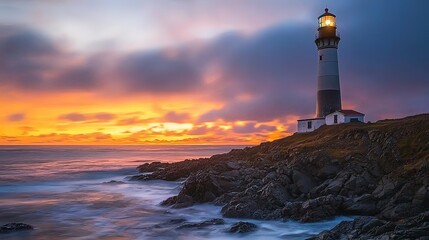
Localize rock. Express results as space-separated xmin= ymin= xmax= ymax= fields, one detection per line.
xmin=228 ymin=221 xmax=257 ymax=233
xmin=283 ymin=195 xmax=345 ymax=222
xmin=308 ymin=216 xmax=377 ymax=240
xmin=344 ymin=194 xmax=378 ymax=215
xmin=311 ymin=211 xmax=429 ymax=239
xmin=372 ymin=176 xmax=397 ymax=199
xmin=137 ymin=161 xmax=169 ymax=172
xmin=226 ymin=161 xmax=241 ymax=170
xmin=318 ymin=162 xmax=341 ymax=179
xmin=180 ymin=172 xmax=230 ymax=203
xmin=413 ymin=185 xmax=429 ymax=206
xmin=321 ymin=172 xmax=349 ymax=195
xmin=129 ymin=114 xmax=429 ymax=238
xmin=213 ymin=192 xmax=238 ymax=205
xmin=292 ymin=170 xmax=316 ymax=194
xmin=0 ymin=223 xmax=33 ymax=233
xmin=258 ymin=182 xmax=291 ymax=207
xmin=102 ymin=180 xmax=125 ymax=184
xmin=166 ymin=218 xmax=187 ymax=225
xmin=161 ymin=194 xmax=194 ymax=208
xmin=177 ymin=218 xmax=225 ymax=229
xmin=221 ymin=198 xmax=259 ymax=219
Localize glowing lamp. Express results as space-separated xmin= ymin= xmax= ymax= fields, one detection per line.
xmin=318 ymin=8 xmax=336 ymax=28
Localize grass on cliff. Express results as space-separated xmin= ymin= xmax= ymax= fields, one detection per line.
xmin=264 ymin=114 xmax=429 ymax=163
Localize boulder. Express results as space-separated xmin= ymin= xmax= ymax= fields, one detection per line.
xmin=282 ymin=195 xmax=345 ymax=222
xmin=258 ymin=182 xmax=291 ymax=207
xmin=227 ymin=221 xmax=257 ymax=233
xmin=344 ymin=194 xmax=378 ymax=215
xmin=177 ymin=218 xmax=225 ymax=229
xmin=161 ymin=194 xmax=194 ymax=208
xmin=292 ymin=170 xmax=316 ymax=194
xmin=0 ymin=223 xmax=33 ymax=233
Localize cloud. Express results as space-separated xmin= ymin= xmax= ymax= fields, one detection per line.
xmin=6 ymin=113 xmax=26 ymax=122
xmin=187 ymin=125 xmax=211 ymax=135
xmin=162 ymin=111 xmax=191 ymax=123
xmin=233 ymin=123 xmax=276 ymax=134
xmin=0 ymin=26 xmax=103 ymax=92
xmin=197 ymin=23 xmax=316 ymax=122
xmin=94 ymin=112 xmax=116 ymax=121
xmin=116 ymin=50 xmax=202 ymax=94
xmin=116 ymin=117 xmax=148 ymax=126
xmin=19 ymin=126 xmax=36 ymax=135
xmin=0 ymin=27 xmax=58 ymax=89
xmin=2 ymin=0 xmax=429 ymax=132
xmin=58 ymin=113 xmax=87 ymax=122
xmin=58 ymin=112 xmax=116 ymax=122
xmin=52 ymin=63 xmax=100 ymax=91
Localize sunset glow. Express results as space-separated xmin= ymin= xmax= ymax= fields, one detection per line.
xmin=1 ymin=1 xmax=428 ymax=145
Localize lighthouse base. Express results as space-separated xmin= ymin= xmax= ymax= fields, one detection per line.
xmin=316 ymin=89 xmax=341 ymax=118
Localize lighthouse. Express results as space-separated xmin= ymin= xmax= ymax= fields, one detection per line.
xmin=315 ymin=8 xmax=341 ymax=118
xmin=297 ymin=8 xmax=365 ymax=133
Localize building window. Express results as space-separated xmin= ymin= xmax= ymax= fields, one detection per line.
xmin=334 ymin=115 xmax=338 ymax=124
xmin=319 ymin=55 xmax=323 ymax=61
xmin=307 ymin=121 xmax=312 ymax=129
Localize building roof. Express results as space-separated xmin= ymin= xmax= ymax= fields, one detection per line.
xmin=297 ymin=117 xmax=325 ymax=122
xmin=338 ymin=110 xmax=365 ymax=115
xmin=318 ymin=8 xmax=336 ymax=18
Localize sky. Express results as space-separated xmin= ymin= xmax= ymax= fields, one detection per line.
xmin=0 ymin=0 xmax=428 ymax=145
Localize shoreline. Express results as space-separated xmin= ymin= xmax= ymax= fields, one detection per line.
xmin=132 ymin=114 xmax=429 ymax=239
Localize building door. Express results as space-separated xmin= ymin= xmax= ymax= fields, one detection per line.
xmin=334 ymin=115 xmax=338 ymax=124
xmin=307 ymin=121 xmax=312 ymax=129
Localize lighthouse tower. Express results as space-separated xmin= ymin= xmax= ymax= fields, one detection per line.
xmin=315 ymin=8 xmax=342 ymax=118
xmin=297 ymin=8 xmax=365 ymax=133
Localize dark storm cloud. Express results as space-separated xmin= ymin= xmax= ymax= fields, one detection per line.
xmin=198 ymin=23 xmax=317 ymax=121
xmin=0 ymin=27 xmax=57 ymax=58
xmin=2 ymin=0 xmax=429 ymax=125
xmin=201 ymin=1 xmax=429 ymax=122
xmin=333 ymin=0 xmax=429 ymax=120
xmin=0 ymin=27 xmax=57 ymax=89
xmin=0 ymin=26 xmax=100 ymax=92
xmin=53 ymin=63 xmax=100 ymax=91
xmin=116 ymin=51 xmax=202 ymax=93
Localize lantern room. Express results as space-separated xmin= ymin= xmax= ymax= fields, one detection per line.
xmin=316 ymin=8 xmax=340 ymax=42
xmin=318 ymin=8 xmax=336 ymax=28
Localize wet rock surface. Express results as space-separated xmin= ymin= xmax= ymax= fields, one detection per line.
xmin=133 ymin=114 xmax=429 ymax=238
xmin=227 ymin=221 xmax=257 ymax=233
xmin=0 ymin=223 xmax=33 ymax=233
xmin=176 ymin=218 xmax=225 ymax=229
xmin=309 ymin=211 xmax=429 ymax=240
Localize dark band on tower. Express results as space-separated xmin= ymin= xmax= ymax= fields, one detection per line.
xmin=315 ymin=8 xmax=342 ymax=118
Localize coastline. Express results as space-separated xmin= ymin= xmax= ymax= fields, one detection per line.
xmin=132 ymin=114 xmax=429 ymax=239
xmin=0 ymin=144 xmax=345 ymax=239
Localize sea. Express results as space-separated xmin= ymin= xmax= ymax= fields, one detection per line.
xmin=0 ymin=145 xmax=351 ymax=240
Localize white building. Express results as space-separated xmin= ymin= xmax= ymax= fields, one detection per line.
xmin=297 ymin=118 xmax=326 ymax=133
xmin=325 ymin=110 xmax=365 ymax=125
xmin=297 ymin=110 xmax=365 ymax=133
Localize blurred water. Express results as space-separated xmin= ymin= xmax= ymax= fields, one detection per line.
xmin=0 ymin=145 xmax=349 ymax=239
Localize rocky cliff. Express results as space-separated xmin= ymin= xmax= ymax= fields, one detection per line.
xmin=132 ymin=114 xmax=429 ymax=239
